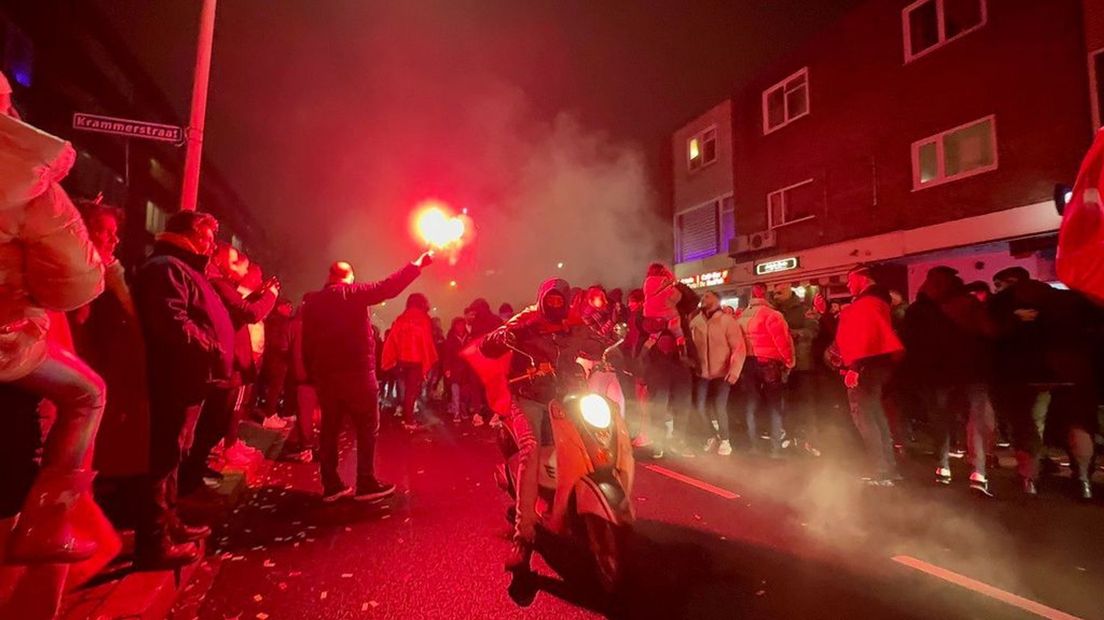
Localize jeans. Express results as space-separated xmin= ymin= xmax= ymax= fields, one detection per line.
xmin=136 ymin=388 xmax=203 ymax=554
xmin=643 ymin=351 xmax=692 ymax=448
xmin=846 ymin=357 xmax=898 ymax=478
xmin=695 ymin=377 xmax=731 ymax=441
xmin=316 ymin=371 xmax=380 ymax=493
xmin=12 ymin=343 xmax=106 ymax=472
xmin=742 ymin=358 xmax=784 ymax=451
xmin=1002 ymin=384 xmax=1096 ymax=482
xmin=397 ymin=362 xmax=424 ymax=424
xmin=932 ymin=383 xmax=996 ymax=478
xmin=508 ymin=398 xmax=544 ymax=543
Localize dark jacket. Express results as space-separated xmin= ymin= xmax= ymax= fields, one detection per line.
xmin=133 ymin=238 xmax=235 ymax=400
xmin=209 ymin=277 xmax=277 ymax=383
xmin=991 ymin=279 xmax=1097 ymax=385
xmin=901 ymin=271 xmax=995 ymax=385
xmin=773 ymin=295 xmax=819 ymax=371
xmin=481 ymin=279 xmax=586 ymax=403
xmin=301 ymin=263 xmax=420 ymax=381
xmin=440 ymin=331 xmax=471 ymax=378
xmin=467 ymin=298 xmax=503 ymax=338
xmin=71 ymin=261 xmax=150 ymax=476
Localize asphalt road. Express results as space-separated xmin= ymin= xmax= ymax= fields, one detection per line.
xmin=182 ymin=413 xmax=1104 ymax=620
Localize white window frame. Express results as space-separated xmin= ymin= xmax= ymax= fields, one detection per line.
xmin=910 ymin=114 xmax=998 ymax=191
xmin=1090 ymin=47 xmax=1104 ymax=131
xmin=762 ymin=67 xmax=810 ymax=135
xmin=686 ymin=125 xmax=718 ymax=172
xmin=766 ymin=179 xmax=816 ymax=230
xmin=902 ymin=0 xmax=988 ymax=64
xmin=673 ymin=193 xmax=733 ymax=263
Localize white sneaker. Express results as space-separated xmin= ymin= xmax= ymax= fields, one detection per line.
xmin=489 ymin=414 xmax=503 ymax=428
xmin=703 ymin=437 xmax=718 ymax=453
xmin=262 ymin=415 xmax=289 ymax=430
xmin=471 ymin=414 xmax=485 ymax=427
xmin=631 ymin=435 xmax=653 ymax=448
xmin=717 ymin=440 xmax=733 ymax=456
xmin=711 ymin=419 xmax=720 ymax=433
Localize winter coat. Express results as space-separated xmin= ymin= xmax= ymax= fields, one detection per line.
xmin=835 ymin=285 xmax=904 ymax=368
xmin=690 ymin=308 xmax=747 ymax=381
xmin=901 ymin=271 xmax=994 ymax=385
xmin=773 ymin=295 xmax=819 ymax=372
xmin=991 ymin=279 xmax=1098 ymax=385
xmin=133 ymin=236 xmax=235 ymax=399
xmin=381 ymin=307 xmax=439 ymax=375
xmin=0 ymin=114 xmax=104 ymax=381
xmin=71 ymin=261 xmax=150 ymax=476
xmin=737 ymin=298 xmax=795 ymax=367
xmin=288 ymin=312 xmax=307 ymax=384
xmin=467 ymin=298 xmax=503 ymax=338
xmin=440 ymin=331 xmax=470 ymax=378
xmin=301 ymin=263 xmax=420 ymax=381
xmin=209 ymin=277 xmax=276 ymax=383
xmin=643 ymin=275 xmax=680 ymax=321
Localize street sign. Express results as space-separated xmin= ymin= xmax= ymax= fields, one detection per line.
xmin=755 ymin=256 xmax=800 ymax=276
xmin=72 ymin=112 xmax=184 ymax=145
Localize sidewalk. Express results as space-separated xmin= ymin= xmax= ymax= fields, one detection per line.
xmin=58 ymin=421 xmax=288 ymax=620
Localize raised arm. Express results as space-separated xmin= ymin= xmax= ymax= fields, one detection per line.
xmin=211 ymin=277 xmax=277 ymax=326
xmin=348 ymin=263 xmax=422 ymax=307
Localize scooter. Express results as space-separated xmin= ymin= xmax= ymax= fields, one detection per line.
xmin=493 ymin=340 xmax=635 ymax=594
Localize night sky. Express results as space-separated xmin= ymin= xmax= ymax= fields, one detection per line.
xmin=92 ymin=0 xmax=860 ymax=321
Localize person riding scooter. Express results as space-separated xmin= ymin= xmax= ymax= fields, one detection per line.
xmin=479 ymin=278 xmax=585 ymax=575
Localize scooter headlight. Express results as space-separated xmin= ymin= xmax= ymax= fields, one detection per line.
xmin=579 ymin=394 xmax=612 ymax=429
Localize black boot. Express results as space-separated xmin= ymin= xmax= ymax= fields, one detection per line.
xmin=505 ymin=540 xmax=533 ymax=574
xmin=134 ymin=540 xmax=200 ymax=570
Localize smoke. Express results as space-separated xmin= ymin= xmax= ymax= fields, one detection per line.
xmin=318 ymin=80 xmax=667 ymax=324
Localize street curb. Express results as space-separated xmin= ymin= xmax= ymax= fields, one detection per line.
xmin=59 ymin=423 xmax=289 ymax=620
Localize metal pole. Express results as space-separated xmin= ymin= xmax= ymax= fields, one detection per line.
xmin=179 ymin=0 xmax=217 ymax=212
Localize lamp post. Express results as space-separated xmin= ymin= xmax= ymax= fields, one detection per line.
xmin=179 ymin=0 xmax=217 ymax=212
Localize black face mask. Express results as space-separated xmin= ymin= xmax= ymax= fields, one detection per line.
xmin=541 ymin=292 xmax=568 ymax=323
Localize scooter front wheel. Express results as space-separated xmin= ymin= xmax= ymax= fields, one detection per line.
xmin=582 ymin=514 xmax=628 ymax=595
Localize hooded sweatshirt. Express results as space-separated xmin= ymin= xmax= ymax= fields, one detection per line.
xmin=381 ymin=306 xmax=438 ymax=374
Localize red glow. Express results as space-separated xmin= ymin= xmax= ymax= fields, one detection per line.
xmin=414 ymin=200 xmax=466 ymax=249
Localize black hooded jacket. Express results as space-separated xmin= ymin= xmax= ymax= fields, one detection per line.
xmin=481 ymin=278 xmax=587 ymax=403
xmin=133 ymin=239 xmax=235 ymax=400
xmin=901 ymin=270 xmax=995 ymax=384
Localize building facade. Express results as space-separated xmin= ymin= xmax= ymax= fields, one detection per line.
xmin=0 ymin=3 xmax=268 ymax=268
xmin=672 ymin=0 xmax=1096 ymax=304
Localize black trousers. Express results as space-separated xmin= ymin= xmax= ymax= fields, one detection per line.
xmin=0 ymin=383 xmax=42 ymax=519
xmin=136 ymin=388 xmax=204 ymax=553
xmin=179 ymin=383 xmax=235 ymax=495
xmin=316 ymin=371 xmax=380 ymax=493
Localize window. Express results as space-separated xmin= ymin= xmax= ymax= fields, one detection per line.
xmin=767 ymin=179 xmax=817 ymax=229
xmin=674 ymin=195 xmax=735 ymax=262
xmin=911 ymin=115 xmax=997 ymax=189
xmin=903 ymin=0 xmax=986 ymax=62
xmin=687 ymin=126 xmax=717 ymax=171
xmin=145 ymin=201 xmax=168 ymax=235
xmin=762 ymin=68 xmax=809 ymax=134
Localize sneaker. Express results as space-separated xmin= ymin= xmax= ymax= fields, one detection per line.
xmin=402 ymin=421 xmax=425 ymax=432
xmin=717 ymin=440 xmax=733 ymax=456
xmin=322 ymin=486 xmax=353 ymax=503
xmin=262 ymin=415 xmax=289 ymax=430
xmin=202 ymin=467 xmax=224 ymax=489
xmin=394 ymin=406 xmax=405 ymax=419
xmin=354 ymin=480 xmax=397 ymax=502
xmin=935 ymin=467 xmax=952 ymax=485
xmin=969 ymin=473 xmax=992 ymax=498
xmin=948 ymin=448 xmax=966 ymax=459
xmin=703 ymin=437 xmax=718 ymax=453
xmin=452 ymin=413 xmax=463 ymax=424
xmin=651 ymin=447 xmax=665 ymax=459
xmin=292 ymin=449 xmax=314 ymax=464
xmin=489 ymin=415 xmax=504 ymax=428
xmin=631 ymin=435 xmax=653 ymax=449
xmin=471 ymin=414 xmax=485 ymax=428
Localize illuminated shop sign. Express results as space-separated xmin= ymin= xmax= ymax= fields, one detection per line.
xmin=680 ymin=270 xmax=730 ymax=289
xmin=754 ymin=257 xmax=800 ymax=276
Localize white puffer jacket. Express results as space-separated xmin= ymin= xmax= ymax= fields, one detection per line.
xmin=0 ymin=113 xmax=104 ymax=381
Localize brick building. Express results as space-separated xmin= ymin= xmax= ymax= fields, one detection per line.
xmin=672 ymin=0 xmax=1098 ymax=304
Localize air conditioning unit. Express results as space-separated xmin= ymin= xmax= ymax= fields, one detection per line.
xmin=729 ymin=230 xmax=777 ymax=256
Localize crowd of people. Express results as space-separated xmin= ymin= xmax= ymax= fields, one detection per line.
xmin=2 ymin=66 xmax=1103 ymax=615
